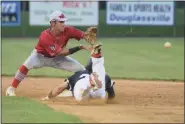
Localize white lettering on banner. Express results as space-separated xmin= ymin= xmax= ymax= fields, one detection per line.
xmin=29 ymin=1 xmax=98 ymax=26
xmin=2 ymin=2 xmax=17 ymax=13
xmin=106 ymin=2 xmax=174 ymax=26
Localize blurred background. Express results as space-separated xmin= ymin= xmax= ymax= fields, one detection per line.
xmin=1 ymin=1 xmax=184 ymax=37
xmin=1 ymin=1 xmax=184 ymax=80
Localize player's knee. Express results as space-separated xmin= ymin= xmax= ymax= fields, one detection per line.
xmin=22 ymin=64 xmax=29 ymax=70
xmin=23 ymin=61 xmax=34 ymax=70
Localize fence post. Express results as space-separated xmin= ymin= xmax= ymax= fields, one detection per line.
xmin=172 ymin=4 xmax=176 ymax=37
xmin=21 ymin=1 xmax=27 ymax=37
xmin=173 ymin=25 xmax=176 ymax=37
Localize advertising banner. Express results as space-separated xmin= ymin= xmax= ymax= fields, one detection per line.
xmin=29 ymin=1 xmax=99 ymax=26
xmin=1 ymin=1 xmax=21 ymax=26
xmin=106 ymin=1 xmax=174 ymax=26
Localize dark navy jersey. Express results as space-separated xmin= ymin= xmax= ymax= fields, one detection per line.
xmin=66 ymin=70 xmax=90 ymax=91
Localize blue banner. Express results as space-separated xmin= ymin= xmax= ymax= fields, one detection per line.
xmin=1 ymin=1 xmax=21 ymax=26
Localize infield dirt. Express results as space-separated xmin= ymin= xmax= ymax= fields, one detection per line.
xmin=2 ymin=77 xmax=184 ymax=123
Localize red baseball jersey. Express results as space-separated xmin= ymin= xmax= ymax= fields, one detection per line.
xmin=35 ymin=26 xmax=84 ymax=57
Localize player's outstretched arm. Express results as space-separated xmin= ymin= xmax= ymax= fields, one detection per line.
xmin=56 ymin=45 xmax=90 ymax=56
xmin=42 ymin=82 xmax=68 ymax=100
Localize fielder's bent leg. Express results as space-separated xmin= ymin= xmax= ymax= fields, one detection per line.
xmin=6 ymin=50 xmax=49 ymax=96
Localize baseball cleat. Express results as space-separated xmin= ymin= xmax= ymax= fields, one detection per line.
xmin=6 ymin=86 xmax=16 ymax=96
xmin=91 ymin=43 xmax=102 ymax=57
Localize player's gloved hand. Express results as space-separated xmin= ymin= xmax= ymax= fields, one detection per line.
xmin=83 ymin=27 xmax=97 ymax=45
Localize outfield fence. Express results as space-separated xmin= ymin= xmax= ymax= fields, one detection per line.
xmin=2 ymin=2 xmax=184 ymax=38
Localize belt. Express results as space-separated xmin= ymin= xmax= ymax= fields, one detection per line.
xmin=43 ymin=55 xmax=55 ymax=58
xmin=34 ymin=49 xmax=56 ymax=58
xmin=37 ymin=52 xmax=55 ymax=58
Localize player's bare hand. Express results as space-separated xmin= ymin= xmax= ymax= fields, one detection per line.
xmin=41 ymin=96 xmax=50 ymax=101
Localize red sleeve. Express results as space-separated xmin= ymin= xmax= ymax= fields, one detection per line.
xmin=68 ymin=26 xmax=84 ymax=41
xmin=40 ymin=36 xmax=61 ymax=57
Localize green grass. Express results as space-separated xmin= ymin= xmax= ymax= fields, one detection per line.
xmin=2 ymin=38 xmax=184 ymax=81
xmin=2 ymin=96 xmax=82 ymax=123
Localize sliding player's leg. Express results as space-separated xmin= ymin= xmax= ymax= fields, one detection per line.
xmin=90 ymin=44 xmax=107 ymax=99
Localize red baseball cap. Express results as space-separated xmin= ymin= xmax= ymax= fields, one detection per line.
xmin=49 ymin=10 xmax=68 ymax=22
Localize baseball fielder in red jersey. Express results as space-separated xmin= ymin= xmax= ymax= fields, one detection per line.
xmin=6 ymin=10 xmax=95 ymax=96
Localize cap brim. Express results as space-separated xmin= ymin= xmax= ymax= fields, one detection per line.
xmin=50 ymin=18 xmax=68 ymax=22
xmin=58 ymin=18 xmax=68 ymax=22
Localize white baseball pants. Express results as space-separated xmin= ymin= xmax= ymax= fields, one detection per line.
xmin=73 ymin=57 xmax=106 ymax=101
xmin=23 ymin=49 xmax=85 ymax=72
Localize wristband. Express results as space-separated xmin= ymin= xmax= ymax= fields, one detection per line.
xmin=69 ymin=46 xmax=81 ymax=54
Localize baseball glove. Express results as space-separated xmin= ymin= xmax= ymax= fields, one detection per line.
xmin=84 ymin=27 xmax=97 ymax=45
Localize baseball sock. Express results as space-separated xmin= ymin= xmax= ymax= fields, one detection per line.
xmin=11 ymin=65 xmax=28 ymax=88
xmin=91 ymin=53 xmax=102 ymax=58
xmin=91 ymin=49 xmax=102 ymax=58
